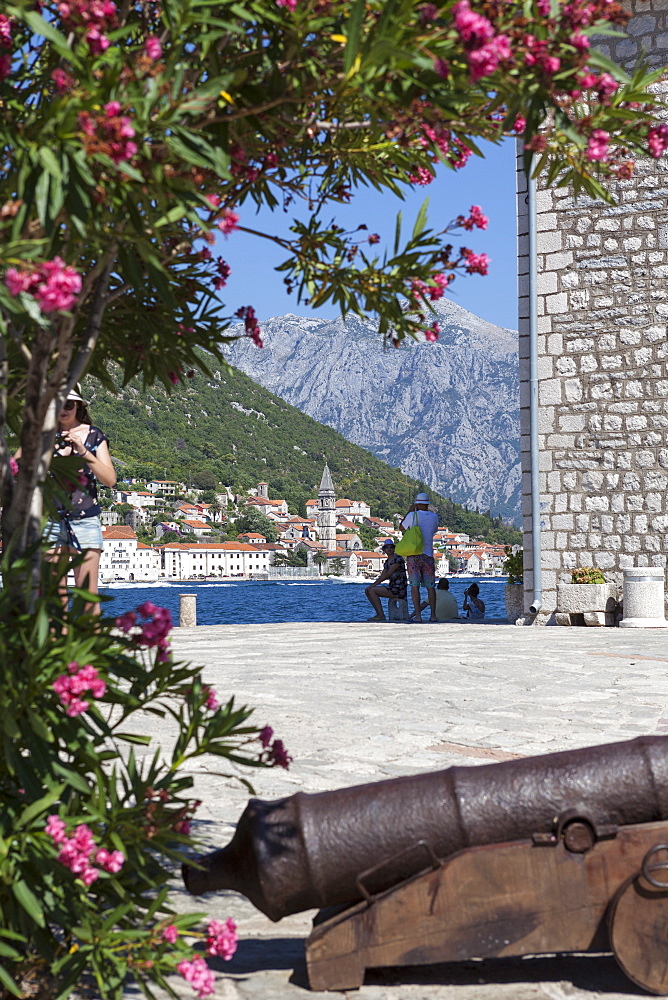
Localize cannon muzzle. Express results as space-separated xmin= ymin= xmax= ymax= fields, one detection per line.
xmin=183 ymin=735 xmax=668 ymax=921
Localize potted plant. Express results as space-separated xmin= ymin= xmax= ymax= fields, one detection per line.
xmin=502 ymin=546 xmax=524 ymax=623
xmin=556 ymin=568 xmax=618 ymax=626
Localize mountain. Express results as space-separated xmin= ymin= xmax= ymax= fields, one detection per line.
xmin=85 ymin=358 xmax=521 ymax=544
xmin=224 ymin=299 xmax=521 ymax=521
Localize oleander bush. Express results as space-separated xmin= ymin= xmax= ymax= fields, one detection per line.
xmin=502 ymin=546 xmax=524 ymax=585
xmin=0 ymin=550 xmax=289 ymax=1000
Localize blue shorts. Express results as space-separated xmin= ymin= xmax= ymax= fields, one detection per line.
xmin=406 ymin=554 xmax=436 ymax=589
xmin=44 ymin=515 xmax=103 ymax=551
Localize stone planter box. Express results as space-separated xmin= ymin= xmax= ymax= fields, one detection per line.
xmin=556 ymin=583 xmax=617 ymax=627
xmin=504 ymin=583 xmax=524 ymax=624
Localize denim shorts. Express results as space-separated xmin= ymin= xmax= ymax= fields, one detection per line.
xmin=406 ymin=554 xmax=436 ymax=589
xmin=44 ymin=515 xmax=104 ymax=551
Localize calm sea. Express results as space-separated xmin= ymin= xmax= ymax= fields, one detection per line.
xmin=99 ymin=577 xmax=509 ymax=625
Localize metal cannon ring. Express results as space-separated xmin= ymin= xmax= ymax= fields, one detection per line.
xmin=641 ymin=844 xmax=668 ymax=889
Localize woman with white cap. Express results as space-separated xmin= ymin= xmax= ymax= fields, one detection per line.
xmin=34 ymin=387 xmax=116 ymax=610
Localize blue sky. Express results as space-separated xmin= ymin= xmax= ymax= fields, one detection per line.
xmin=214 ymin=138 xmax=519 ymax=332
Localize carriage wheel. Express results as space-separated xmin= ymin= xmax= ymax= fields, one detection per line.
xmin=609 ymin=845 xmax=668 ymax=996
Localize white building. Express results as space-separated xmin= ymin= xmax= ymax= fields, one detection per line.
xmin=99 ymin=527 xmax=160 ymax=582
xmin=146 ymin=480 xmax=182 ymax=496
xmin=158 ymin=542 xmax=271 ymax=578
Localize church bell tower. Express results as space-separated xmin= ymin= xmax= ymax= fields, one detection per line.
xmin=317 ymin=463 xmax=337 ymax=550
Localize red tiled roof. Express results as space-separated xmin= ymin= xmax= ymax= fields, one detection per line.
xmin=102 ymin=526 xmax=137 ymax=539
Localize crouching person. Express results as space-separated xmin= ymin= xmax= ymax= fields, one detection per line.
xmin=364 ymin=539 xmax=407 ymax=622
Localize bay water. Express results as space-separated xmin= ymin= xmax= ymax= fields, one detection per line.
xmin=100 ymin=576 xmax=510 ymax=625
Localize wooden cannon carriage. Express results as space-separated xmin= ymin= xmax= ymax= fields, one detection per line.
xmin=306 ymin=810 xmax=668 ymax=994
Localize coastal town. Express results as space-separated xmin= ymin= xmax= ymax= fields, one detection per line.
xmin=99 ymin=464 xmax=507 ymax=583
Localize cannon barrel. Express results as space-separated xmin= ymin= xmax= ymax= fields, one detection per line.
xmin=183 ymin=735 xmax=668 ymax=921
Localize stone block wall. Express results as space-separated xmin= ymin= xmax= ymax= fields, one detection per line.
xmin=516 ymin=0 xmax=668 ymax=619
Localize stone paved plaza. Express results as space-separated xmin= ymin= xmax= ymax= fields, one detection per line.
xmin=125 ymin=621 xmax=668 ymax=1000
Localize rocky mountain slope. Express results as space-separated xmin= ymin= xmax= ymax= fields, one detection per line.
xmin=225 ymin=299 xmax=521 ymax=520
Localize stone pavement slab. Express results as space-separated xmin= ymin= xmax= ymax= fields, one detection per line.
xmin=126 ymin=622 xmax=668 ymax=1000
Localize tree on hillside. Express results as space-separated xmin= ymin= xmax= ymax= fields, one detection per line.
xmin=233 ymin=508 xmax=278 ymax=542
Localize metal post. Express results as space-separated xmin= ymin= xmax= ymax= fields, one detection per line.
xmin=527 ymin=158 xmax=542 ymax=616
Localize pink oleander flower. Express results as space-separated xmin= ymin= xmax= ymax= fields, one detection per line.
xmin=578 ymin=71 xmax=597 ymax=89
xmin=268 ymin=738 xmax=292 ymax=769
xmin=586 ymin=128 xmax=610 ymax=162
xmin=116 ymin=610 xmax=137 ymax=632
xmin=0 ymin=14 xmax=11 ymax=46
xmin=462 ymin=249 xmax=490 ymax=275
xmin=235 ymin=305 xmax=263 ymax=347
xmin=9 ymin=456 xmax=18 ymax=476
xmin=408 ymin=166 xmax=434 ymax=186
xmin=205 ymin=193 xmax=221 ymax=209
xmin=570 ymin=30 xmax=590 ymax=49
xmin=4 ymin=268 xmax=40 ymax=296
xmin=648 ymin=124 xmax=668 ymax=159
xmin=536 ymin=0 xmax=551 ymax=14
xmin=177 ymin=957 xmax=216 ymax=998
xmin=86 ymin=25 xmax=110 ymax=54
xmin=457 ymin=204 xmax=488 ymax=231
xmin=217 ymin=209 xmax=240 ymax=235
xmin=34 ymin=257 xmax=82 ymax=313
xmin=45 ymin=815 xmax=67 ymax=844
xmin=467 ymin=35 xmax=511 ymax=79
xmin=162 ymin=924 xmax=179 ymax=944
xmin=0 ymin=53 xmax=10 ymax=80
xmin=513 ymin=115 xmax=527 ymax=135
xmin=419 ymin=2 xmax=439 ymax=22
xmin=434 ymin=58 xmax=449 ymax=78
xmin=203 ymin=686 xmax=220 ymax=712
xmin=52 ymin=661 xmax=106 ymax=715
xmin=597 ymin=72 xmax=619 ymax=96
xmin=259 ymin=725 xmax=274 ymax=748
xmin=104 ymin=100 xmax=121 ymax=116
xmin=452 ymin=0 xmax=494 ymax=44
xmin=206 ymin=918 xmax=237 ymax=960
xmin=540 ymin=53 xmax=560 ymax=75
xmin=95 ymin=848 xmax=125 ymax=872
xmin=144 ymin=35 xmax=162 ymax=58
xmin=425 ymin=322 xmax=440 ymax=342
xmin=213 ymin=257 xmax=231 ymax=290
xmin=51 ymin=67 xmax=75 ymax=92
xmin=276 ymin=0 xmax=297 ymax=8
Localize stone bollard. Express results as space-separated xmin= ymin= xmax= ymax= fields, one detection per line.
xmin=179 ymin=593 xmax=197 ymax=627
xmin=620 ymin=568 xmax=668 ymax=628
xmin=388 ymin=598 xmax=409 ymax=621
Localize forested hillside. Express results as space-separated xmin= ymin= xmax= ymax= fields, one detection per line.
xmin=86 ymin=360 xmax=521 ymax=544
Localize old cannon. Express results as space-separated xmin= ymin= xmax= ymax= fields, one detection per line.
xmin=183 ymin=735 xmax=668 ymax=994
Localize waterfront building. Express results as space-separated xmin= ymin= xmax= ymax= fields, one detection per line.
xmin=158 ymin=541 xmax=271 ymax=578
xmin=99 ymin=526 xmax=160 ymax=582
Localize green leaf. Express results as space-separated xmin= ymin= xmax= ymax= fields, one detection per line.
xmin=0 ymin=963 xmax=21 ymax=998
xmin=38 ymin=148 xmax=63 ymax=181
xmin=411 ymin=198 xmax=430 ymax=240
xmin=116 ymin=732 xmax=152 ymax=745
xmin=18 ymin=8 xmax=75 ymax=60
xmin=15 ymin=783 xmax=65 ymax=829
xmin=344 ymin=0 xmax=366 ymax=73
xmin=12 ymin=881 xmax=45 ymax=927
xmin=52 ymin=762 xmax=91 ymax=794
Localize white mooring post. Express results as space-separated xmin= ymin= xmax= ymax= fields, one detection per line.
xmin=179 ymin=593 xmax=197 ymax=627
xmin=620 ymin=568 xmax=668 ymax=629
